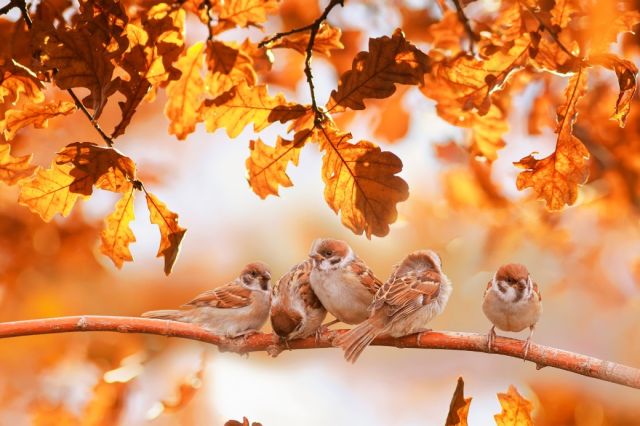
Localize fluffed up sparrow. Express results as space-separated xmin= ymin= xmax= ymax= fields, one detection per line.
xmin=334 ymin=249 xmax=452 ymax=362
xmin=308 ymin=238 xmax=382 ymax=325
xmin=482 ymin=263 xmax=542 ymax=358
xmin=142 ymin=262 xmax=272 ymax=338
xmin=270 ymin=259 xmax=327 ymax=341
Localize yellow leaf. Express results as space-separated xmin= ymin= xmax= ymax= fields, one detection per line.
xmin=200 ymin=82 xmax=304 ymax=138
xmin=494 ymin=385 xmax=535 ymax=426
xmin=0 ymin=143 xmax=37 ymax=185
xmin=246 ymin=129 xmax=310 ymax=198
xmin=18 ymin=162 xmax=85 ymax=222
xmin=56 ymin=142 xmax=136 ymax=194
xmin=165 ymin=42 xmax=205 ymax=140
xmin=205 ymin=39 xmax=257 ymax=98
xmin=213 ymin=0 xmax=279 ymax=34
xmin=550 ymin=0 xmax=580 ymax=28
xmin=100 ymin=188 xmax=136 ymax=268
xmin=0 ymin=60 xmax=44 ymax=105
xmin=0 ymin=100 xmax=76 ymax=141
xmin=316 ymin=123 xmax=409 ymax=238
xmin=265 ymin=22 xmax=344 ymax=57
xmin=445 ymin=377 xmax=472 ymax=426
xmin=588 ymin=53 xmax=638 ymax=127
xmin=327 ymin=28 xmax=430 ymax=113
xmin=516 ymin=68 xmax=590 ymax=210
xmin=145 ymin=192 xmax=186 ymax=275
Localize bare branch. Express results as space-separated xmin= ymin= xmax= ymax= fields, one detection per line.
xmin=0 ymin=315 xmax=638 ymax=389
xmin=451 ymin=0 xmax=477 ymax=54
xmin=66 ymin=89 xmax=115 ymax=147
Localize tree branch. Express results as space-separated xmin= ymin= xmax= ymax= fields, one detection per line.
xmin=451 ymin=0 xmax=477 ymax=54
xmin=66 ymin=89 xmax=115 ymax=147
xmin=0 ymin=315 xmax=638 ymax=389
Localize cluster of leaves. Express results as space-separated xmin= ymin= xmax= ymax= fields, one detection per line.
xmin=1 ymin=0 xmax=639 ymax=275
xmin=445 ymin=378 xmax=534 ymax=426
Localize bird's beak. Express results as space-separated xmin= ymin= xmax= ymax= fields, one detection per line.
xmin=309 ymin=254 xmax=322 ymax=261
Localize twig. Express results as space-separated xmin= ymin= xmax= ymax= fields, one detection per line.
xmin=259 ymin=0 xmax=345 ymax=124
xmin=66 ymin=89 xmax=114 ymax=147
xmin=0 ymin=315 xmax=638 ymax=389
xmin=0 ymin=0 xmax=31 ymax=26
xmin=519 ymin=1 xmax=580 ymax=60
xmin=203 ymin=0 xmax=214 ymax=41
xmin=451 ymin=0 xmax=477 ymax=54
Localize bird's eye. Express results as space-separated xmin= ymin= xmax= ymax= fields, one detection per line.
xmin=326 ymin=250 xmax=333 ymax=256
xmin=251 ymin=271 xmax=257 ymax=277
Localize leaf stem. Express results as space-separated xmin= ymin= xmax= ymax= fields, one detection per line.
xmin=66 ymin=89 xmax=115 ymax=147
xmin=519 ymin=1 xmax=581 ymax=60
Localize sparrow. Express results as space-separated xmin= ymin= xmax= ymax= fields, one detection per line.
xmin=142 ymin=262 xmax=272 ymax=338
xmin=482 ymin=263 xmax=542 ymax=358
xmin=334 ymin=250 xmax=452 ymax=363
xmin=308 ymin=238 xmax=383 ymax=325
xmin=270 ymin=259 xmax=327 ymax=341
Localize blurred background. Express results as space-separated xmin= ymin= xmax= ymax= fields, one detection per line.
xmin=1 ymin=0 xmax=640 ymax=424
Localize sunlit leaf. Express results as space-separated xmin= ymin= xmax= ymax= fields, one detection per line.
xmin=0 ymin=100 xmax=76 ymax=141
xmin=588 ymin=53 xmax=638 ymax=127
xmin=0 ymin=60 xmax=44 ymax=105
xmin=494 ymin=385 xmax=535 ymax=426
xmin=205 ymin=39 xmax=257 ymax=98
xmin=0 ymin=143 xmax=37 ymax=185
xmin=213 ymin=0 xmax=279 ymax=34
xmin=145 ymin=191 xmax=186 ymax=275
xmin=266 ymin=22 xmax=343 ymax=57
xmin=445 ymin=377 xmax=471 ymax=426
xmin=101 ymin=188 xmax=136 ymax=268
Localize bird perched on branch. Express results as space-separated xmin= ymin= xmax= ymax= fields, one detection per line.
xmin=142 ymin=262 xmax=272 ymax=338
xmin=482 ymin=263 xmax=542 ymax=358
xmin=270 ymin=259 xmax=327 ymax=342
xmin=334 ymin=250 xmax=452 ymax=363
xmin=308 ymin=238 xmax=382 ymax=326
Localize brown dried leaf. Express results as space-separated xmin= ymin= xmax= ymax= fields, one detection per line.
xmin=165 ymin=42 xmax=205 ymax=140
xmin=56 ymin=142 xmax=136 ymax=194
xmin=0 ymin=143 xmax=37 ymax=185
xmin=316 ymin=124 xmax=409 ymax=238
xmin=145 ymin=191 xmax=186 ymax=275
xmin=201 ymin=82 xmax=304 ymax=138
xmin=101 ymin=188 xmax=136 ymax=268
xmin=588 ymin=53 xmax=638 ymax=127
xmin=445 ymin=377 xmax=471 ymax=426
xmin=266 ymin=22 xmax=343 ymax=56
xmin=0 ymin=100 xmax=76 ymax=141
xmin=213 ymin=0 xmax=279 ymax=34
xmin=494 ymin=385 xmax=535 ymax=426
xmin=246 ymin=129 xmax=310 ymax=198
xmin=0 ymin=60 xmax=44 ymax=105
xmin=516 ymin=68 xmax=590 ymax=210
xmin=327 ymin=29 xmax=430 ymax=113
xmin=225 ymin=418 xmax=263 ymax=426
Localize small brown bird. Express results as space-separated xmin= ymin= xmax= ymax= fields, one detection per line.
xmin=482 ymin=263 xmax=542 ymax=358
xmin=308 ymin=238 xmax=382 ymax=325
xmin=270 ymin=259 xmax=327 ymax=341
xmin=334 ymin=250 xmax=452 ymax=363
xmin=142 ymin=262 xmax=272 ymax=338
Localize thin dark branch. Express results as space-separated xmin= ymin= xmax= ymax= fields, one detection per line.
xmin=203 ymin=0 xmax=214 ymax=41
xmin=0 ymin=316 xmax=639 ymax=389
xmin=519 ymin=1 xmax=580 ymax=60
xmin=67 ymin=89 xmax=114 ymax=148
xmin=0 ymin=0 xmax=32 ymax=28
xmin=451 ymin=0 xmax=477 ymax=54
xmin=259 ymin=0 xmax=345 ymax=124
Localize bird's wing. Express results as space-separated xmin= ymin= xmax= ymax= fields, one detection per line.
xmin=182 ymin=281 xmax=252 ymax=309
xmin=350 ymin=257 xmax=384 ymax=294
xmin=373 ymin=270 xmax=442 ymax=321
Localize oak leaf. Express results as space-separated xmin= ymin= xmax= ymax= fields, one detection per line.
xmin=550 ymin=0 xmax=580 ymax=28
xmin=0 ymin=143 xmax=37 ymax=185
xmin=200 ymin=82 xmax=305 ymax=138
xmin=0 ymin=100 xmax=76 ymax=141
xmin=494 ymin=385 xmax=534 ymax=426
xmin=213 ymin=0 xmax=279 ymax=34
xmin=145 ymin=192 xmax=186 ymax=275
xmin=327 ymin=29 xmax=430 ymax=113
xmin=266 ymin=22 xmax=344 ymax=57
xmin=445 ymin=377 xmax=471 ymax=426
xmin=0 ymin=60 xmax=44 ymax=105
xmin=516 ymin=68 xmax=590 ymax=210
xmin=205 ymin=39 xmax=257 ymax=98
xmin=56 ymin=142 xmax=136 ymax=194
xmin=165 ymin=42 xmax=206 ymax=140
xmin=246 ymin=129 xmax=310 ymax=198
xmin=316 ymin=124 xmax=409 ymax=238
xmin=588 ymin=53 xmax=638 ymax=127
xmin=18 ymin=162 xmax=86 ymax=221
xmin=225 ymin=418 xmax=262 ymax=426
xmin=100 ymin=188 xmax=136 ymax=268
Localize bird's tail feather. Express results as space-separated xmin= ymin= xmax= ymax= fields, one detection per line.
xmin=141 ymin=309 xmax=183 ymax=321
xmin=333 ymin=319 xmax=382 ymax=363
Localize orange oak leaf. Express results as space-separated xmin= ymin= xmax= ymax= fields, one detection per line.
xmin=0 ymin=100 xmax=76 ymax=141
xmin=205 ymin=39 xmax=257 ymax=98
xmin=494 ymin=385 xmax=534 ymax=426
xmin=213 ymin=0 xmax=279 ymax=34
xmin=56 ymin=142 xmax=136 ymax=194
xmin=0 ymin=143 xmax=37 ymax=185
xmin=550 ymin=0 xmax=580 ymax=28
xmin=101 ymin=188 xmax=136 ymax=268
xmin=200 ymin=82 xmax=305 ymax=138
xmin=246 ymin=129 xmax=310 ymax=198
xmin=0 ymin=60 xmax=44 ymax=105
xmin=327 ymin=29 xmax=430 ymax=113
xmin=18 ymin=162 xmax=86 ymax=221
xmin=588 ymin=53 xmax=638 ymax=127
xmin=516 ymin=68 xmax=590 ymax=210
xmin=165 ymin=42 xmax=206 ymax=140
xmin=266 ymin=22 xmax=344 ymax=56
xmin=113 ymin=5 xmax=185 ymax=138
xmin=445 ymin=377 xmax=471 ymax=426
xmin=316 ymin=123 xmax=409 ymax=238
xmin=145 ymin=191 xmax=186 ymax=275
